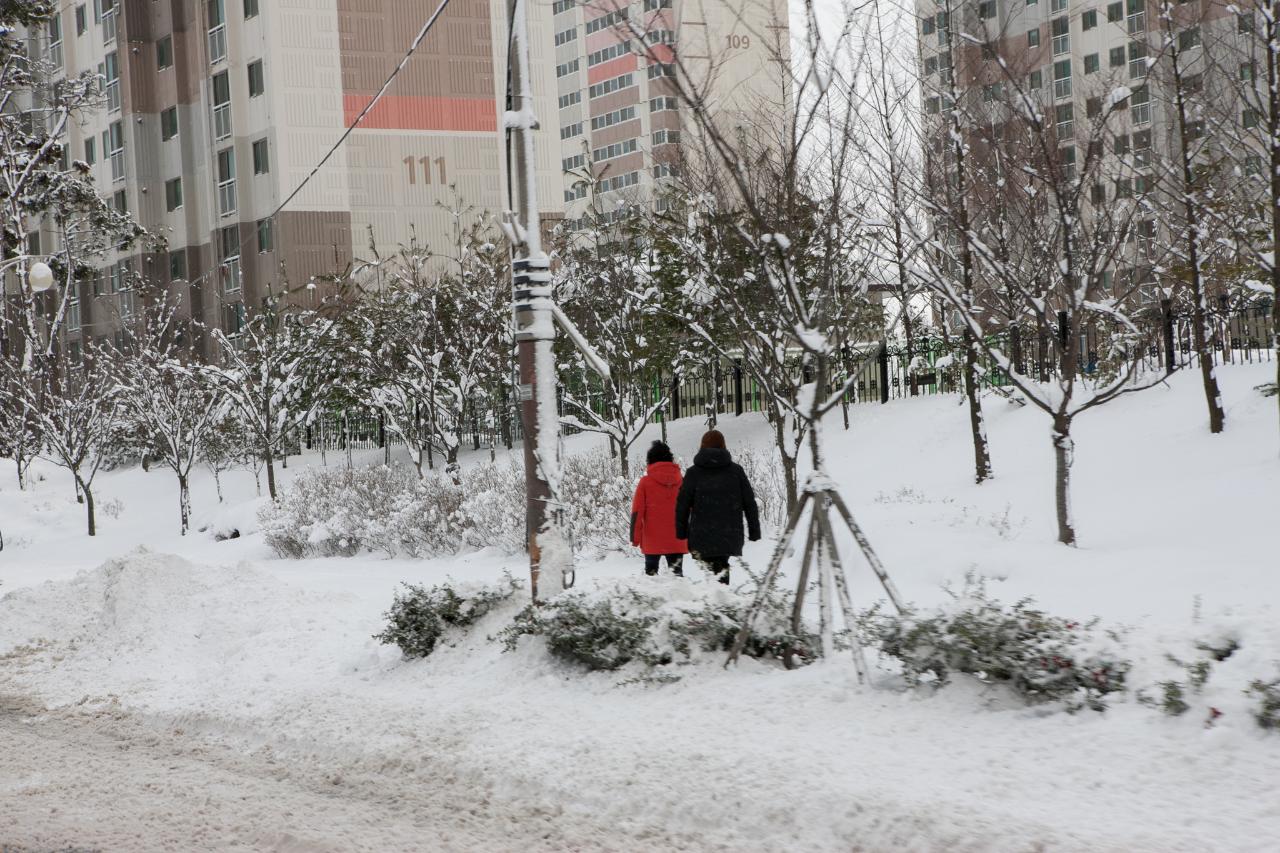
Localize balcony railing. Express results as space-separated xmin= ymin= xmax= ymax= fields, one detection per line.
xmin=217 ymin=178 xmax=237 ymax=216
xmin=110 ymin=148 xmax=125 ymax=181
xmin=208 ymin=24 xmax=226 ymax=64
xmin=103 ymin=8 xmax=117 ymax=43
xmin=213 ymin=102 xmax=231 ymax=141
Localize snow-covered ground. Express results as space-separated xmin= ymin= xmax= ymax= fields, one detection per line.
xmin=2 ymin=363 xmax=1278 ymax=852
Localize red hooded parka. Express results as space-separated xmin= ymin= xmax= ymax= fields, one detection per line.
xmin=630 ymin=461 xmax=689 ymax=555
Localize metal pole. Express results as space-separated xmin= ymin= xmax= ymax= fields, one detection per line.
xmin=507 ymin=0 xmax=568 ymax=601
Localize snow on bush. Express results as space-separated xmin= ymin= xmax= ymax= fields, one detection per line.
xmin=1246 ymin=677 xmax=1280 ymax=731
xmin=859 ymin=574 xmax=1130 ymax=711
xmin=498 ymin=577 xmax=818 ymax=676
xmin=375 ymin=578 xmax=518 ymax=659
xmin=261 ymin=449 xmax=643 ymax=559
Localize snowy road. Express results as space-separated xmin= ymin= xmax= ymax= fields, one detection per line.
xmin=1 ymin=691 xmax=692 ymax=853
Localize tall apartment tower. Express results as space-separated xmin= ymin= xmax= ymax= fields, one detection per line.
xmin=914 ymin=0 xmax=1264 ymax=305
xmin=33 ymin=0 xmax=563 ymax=359
xmin=24 ymin=0 xmax=785 ymax=359
xmin=549 ymin=0 xmax=787 ymax=229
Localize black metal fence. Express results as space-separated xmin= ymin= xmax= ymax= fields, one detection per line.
xmin=304 ymin=304 xmax=1274 ymax=454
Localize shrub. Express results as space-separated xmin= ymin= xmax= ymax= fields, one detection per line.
xmin=859 ymin=574 xmax=1130 ymax=711
xmin=1138 ymin=655 xmax=1212 ymax=716
xmin=375 ymin=578 xmax=517 ymax=659
xmin=1247 ymin=678 xmax=1280 ymax=730
xmin=498 ymin=578 xmax=818 ymax=675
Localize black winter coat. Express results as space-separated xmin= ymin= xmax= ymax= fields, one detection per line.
xmin=675 ymin=448 xmax=762 ymax=558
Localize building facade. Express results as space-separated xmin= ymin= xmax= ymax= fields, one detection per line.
xmin=17 ymin=0 xmax=785 ymax=359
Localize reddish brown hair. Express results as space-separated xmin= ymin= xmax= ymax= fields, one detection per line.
xmin=700 ymin=429 xmax=726 ymax=450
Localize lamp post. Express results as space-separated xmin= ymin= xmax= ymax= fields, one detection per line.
xmin=27 ymin=261 xmax=55 ymax=293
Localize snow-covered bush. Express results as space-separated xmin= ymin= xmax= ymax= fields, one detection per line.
xmin=261 ymin=451 xmax=643 ymax=559
xmin=732 ymin=445 xmax=787 ymax=528
xmin=375 ymin=578 xmax=517 ymax=659
xmin=261 ymin=465 xmax=448 ymax=558
xmin=1137 ymin=654 xmax=1213 ymax=717
xmin=1247 ymin=677 xmax=1280 ymax=730
xmin=499 ymin=579 xmax=817 ymax=675
xmin=561 ymin=449 xmax=633 ymax=552
xmin=859 ymin=575 xmax=1130 ymax=711
xmin=457 ymin=459 xmax=525 ymax=553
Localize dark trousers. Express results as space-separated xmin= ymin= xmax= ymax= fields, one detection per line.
xmin=644 ymin=554 xmax=684 ymax=576
xmin=696 ymin=555 xmax=731 ymax=584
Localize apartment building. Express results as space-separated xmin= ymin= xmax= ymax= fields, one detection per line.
xmin=25 ymin=0 xmax=563 ymax=360
xmin=549 ymin=0 xmax=787 ymax=229
xmin=915 ymin=0 xmax=1262 ymax=302
xmin=17 ymin=0 xmax=785 ymax=359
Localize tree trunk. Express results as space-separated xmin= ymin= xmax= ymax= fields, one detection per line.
xmin=213 ymin=468 xmax=224 ymax=503
xmin=178 ymin=473 xmax=191 ymax=535
xmin=618 ymin=441 xmax=630 ymax=479
xmin=963 ymin=329 xmax=993 ymax=483
xmin=1051 ymin=415 xmax=1076 ymax=546
xmin=776 ymin=416 xmax=798 ymax=512
xmin=81 ymin=480 xmax=96 ymax=537
xmin=265 ymin=449 xmax=278 ymax=501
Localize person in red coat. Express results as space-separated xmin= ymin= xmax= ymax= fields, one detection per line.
xmin=630 ymin=441 xmax=688 ymax=576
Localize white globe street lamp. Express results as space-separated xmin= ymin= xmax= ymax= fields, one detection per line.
xmin=27 ymin=261 xmax=55 ymax=293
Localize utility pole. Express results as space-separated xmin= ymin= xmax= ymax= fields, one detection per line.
xmin=504 ymin=0 xmax=608 ymax=601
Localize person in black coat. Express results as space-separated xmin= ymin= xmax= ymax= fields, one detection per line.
xmin=674 ymin=429 xmax=761 ymax=584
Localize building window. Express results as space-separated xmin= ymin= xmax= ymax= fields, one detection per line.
xmin=1086 ymin=96 xmax=1101 ymax=118
xmin=76 ymin=5 xmax=86 ymax=35
xmin=208 ymin=0 xmax=227 ymax=63
xmin=1109 ymin=46 xmax=1125 ymax=68
xmin=552 ymin=0 xmax=574 ymax=13
xmin=247 ymin=60 xmax=265 ymax=97
xmin=107 ymin=119 xmax=124 ymax=181
xmin=1053 ymin=59 xmax=1071 ymax=100
xmin=1107 ymin=2 xmax=1122 ymax=22
xmin=1059 ymin=145 xmax=1076 ymax=181
xmin=157 ymin=35 xmax=173 ymax=69
xmin=1027 ymin=28 xmax=1040 ymax=47
xmin=252 ymin=137 xmax=269 ymax=174
xmin=560 ymin=121 xmax=582 ymax=139
xmin=1055 ymin=102 xmax=1074 ymax=138
xmin=165 ymin=177 xmax=183 ymax=211
xmin=646 ymin=63 xmax=674 ymax=80
xmin=643 ymin=0 xmax=671 ymax=9
xmin=649 ymin=96 xmax=677 ymax=112
xmin=596 ymin=137 xmax=640 ymax=161
xmin=47 ymin=15 xmax=63 ymax=67
xmin=1128 ymin=41 xmax=1147 ymax=79
xmin=1084 ymin=53 xmax=1099 ymax=74
xmin=585 ymin=8 xmax=628 ymax=35
xmin=1051 ymin=0 xmax=1067 ymax=11
xmin=555 ymin=58 xmax=580 ymax=78
xmin=590 ymin=71 xmax=635 ymax=98
xmin=161 ymin=106 xmax=178 ymax=140
xmin=1030 ymin=69 xmax=1043 ymax=90
xmin=217 ymin=147 xmax=236 ymax=216
xmin=67 ymin=298 xmax=81 ymax=332
xmin=562 ymin=153 xmax=585 ymax=171
xmin=1246 ymin=154 xmax=1264 ymax=175
xmin=1241 ymin=62 xmax=1256 ymax=82
xmin=651 ymin=129 xmax=680 ymax=145
xmin=219 ymin=225 xmax=241 ymax=293
xmin=257 ymin=218 xmax=273 ymax=253
xmin=922 ymin=16 xmax=935 ymax=35
xmin=1051 ymin=16 xmax=1069 ymax=55
xmin=1238 ymin=12 xmax=1254 ymax=33
xmin=554 ymin=26 xmax=577 ymax=46
xmin=1243 ymin=107 xmax=1259 ymax=129
xmin=1178 ymin=26 xmax=1200 ymax=50
xmin=981 ymin=42 xmax=996 ymax=61
xmin=591 ymin=105 xmax=636 ymax=129
xmin=978 ymin=0 xmax=996 ymax=18
xmin=244 ymin=0 xmax=259 ymax=18
xmin=558 ymin=91 xmax=581 ymax=109
xmin=1127 ymin=0 xmax=1145 ymax=34
xmin=924 ymin=55 xmax=938 ymax=74
xmin=84 ymin=137 xmax=95 ymax=165
xmin=170 ymin=250 xmax=186 ymax=281
xmin=113 ymin=188 xmax=127 ymax=213
xmin=563 ymin=182 xmax=587 ymax=203
xmin=588 ymin=40 xmax=632 ymax=68
xmin=1082 ymin=9 xmax=1097 ymax=29
xmin=212 ymin=71 xmax=232 ymax=140
xmin=1131 ymin=85 xmax=1150 ymax=123
xmin=1090 ymin=184 xmax=1106 ymax=204
xmin=103 ymin=51 xmax=120 ymax=111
